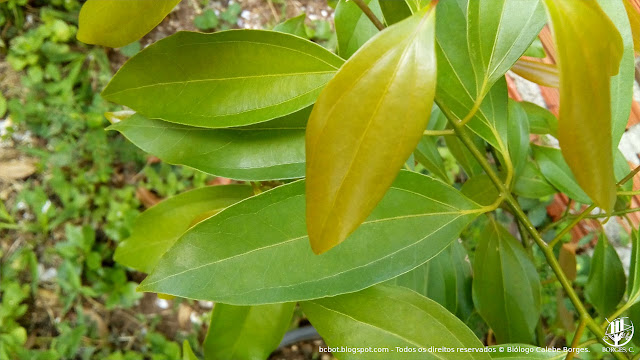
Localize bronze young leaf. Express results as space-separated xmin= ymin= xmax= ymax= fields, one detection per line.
xmin=543 ymin=0 xmax=623 ymax=212
xmin=305 ymin=3 xmax=438 ymax=254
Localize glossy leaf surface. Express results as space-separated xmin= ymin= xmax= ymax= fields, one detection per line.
xmin=335 ymin=0 xmax=383 ymax=58
xmin=435 ymin=0 xmax=544 ymax=156
xmin=77 ymin=0 xmax=180 ymax=48
xmin=388 ymin=240 xmax=473 ymax=321
xmin=139 ymin=171 xmax=483 ymax=305
xmin=511 ymin=59 xmax=559 ymax=88
xmin=108 ymin=111 xmax=309 ymax=181
xmin=473 ymin=218 xmax=541 ymax=344
xmin=114 ymin=185 xmax=253 ymax=273
xmin=585 ymin=234 xmax=626 ymax=317
xmin=103 ymin=30 xmax=344 ymax=128
xmin=302 ymin=285 xmax=490 ymax=360
xmin=306 ymin=5 xmax=437 ymax=254
xmin=467 ymin=0 xmax=546 ymax=88
xmin=543 ymin=0 xmax=623 ymax=212
xmin=203 ymin=303 xmax=294 ymax=360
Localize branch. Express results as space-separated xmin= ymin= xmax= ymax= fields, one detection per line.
xmin=447 ymin=119 xmax=627 ymax=360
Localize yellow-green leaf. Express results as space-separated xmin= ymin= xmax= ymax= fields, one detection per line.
xmin=77 ymin=0 xmax=181 ymax=48
xmin=543 ymin=0 xmax=623 ymax=212
xmin=305 ymin=4 xmax=437 ymax=254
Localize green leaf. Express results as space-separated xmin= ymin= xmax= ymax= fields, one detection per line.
xmin=467 ymin=0 xmax=546 ymax=89
xmin=335 ymin=0 xmax=384 ymax=59
xmin=108 ymin=111 xmax=309 ymax=181
xmin=379 ymin=0 xmax=412 ymax=25
xmin=305 ymin=5 xmax=437 ymax=254
xmin=462 ymin=174 xmax=499 ymax=207
xmin=513 ymin=162 xmax=556 ymax=199
xmin=301 ymin=285 xmax=490 ymax=360
xmin=77 ymin=0 xmax=181 ymax=48
xmin=520 ymin=102 xmax=557 ymax=137
xmin=273 ymin=14 xmax=308 ymax=38
xmin=388 ymin=240 xmax=473 ymax=321
xmin=436 ymin=0 xmax=544 ymax=157
xmin=598 ymin=0 xmax=635 ymax=152
xmin=139 ymin=171 xmax=483 ymax=304
xmin=523 ymin=37 xmax=546 ymax=58
xmin=473 ymin=217 xmax=541 ymax=344
xmin=114 ymin=185 xmax=253 ymax=273
xmin=102 ymin=30 xmax=344 ymax=128
xmin=628 ymin=230 xmax=640 ymax=306
xmin=543 ymin=0 xmax=623 ymax=212
xmin=585 ymin=234 xmax=626 ymax=317
xmin=507 ymin=100 xmax=530 ymax=177
xmin=532 ymin=145 xmax=590 ymax=204
xmin=533 ymin=145 xmax=632 ymax=204
xmin=445 ymin=133 xmax=484 ymax=177
xmin=183 ymin=341 xmax=199 ymax=360
xmin=488 ymin=345 xmax=565 ymax=359
xmin=203 ymin=303 xmax=294 ymax=360
xmin=414 ymin=108 xmax=451 ymax=183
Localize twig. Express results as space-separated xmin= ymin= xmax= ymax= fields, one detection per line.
xmin=351 ymin=0 xmax=385 ymax=31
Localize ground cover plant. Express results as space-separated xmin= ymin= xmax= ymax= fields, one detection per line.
xmin=4 ymin=0 xmax=640 ymax=359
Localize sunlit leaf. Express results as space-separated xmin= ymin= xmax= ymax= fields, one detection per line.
xmin=102 ymin=30 xmax=344 ymax=128
xmin=543 ymin=0 xmax=624 ymax=212
xmin=77 ymin=0 xmax=181 ymax=48
xmin=139 ymin=171 xmax=483 ymax=304
xmin=473 ymin=217 xmax=541 ymax=344
xmin=467 ymin=0 xmax=546 ymax=89
xmin=114 ymin=185 xmax=253 ymax=273
xmin=305 ymin=5 xmax=437 ymax=254
xmin=335 ymin=0 xmax=383 ymax=58
xmin=585 ymin=234 xmax=626 ymax=317
xmin=511 ymin=59 xmax=559 ymax=88
xmin=203 ymin=303 xmax=294 ymax=360
xmin=301 ymin=285 xmax=490 ymax=360
xmin=108 ymin=111 xmax=309 ymax=181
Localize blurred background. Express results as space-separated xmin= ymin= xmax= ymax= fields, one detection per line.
xmin=0 ymin=1 xmax=336 ymax=359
